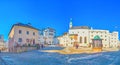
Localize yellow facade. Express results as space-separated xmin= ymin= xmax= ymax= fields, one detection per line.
xmin=9 ymin=26 xmax=39 ymax=44
xmin=8 ymin=25 xmax=39 ymax=52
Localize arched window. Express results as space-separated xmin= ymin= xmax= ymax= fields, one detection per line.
xmin=80 ymin=37 xmax=82 ymax=43
xmin=84 ymin=37 xmax=87 ymax=43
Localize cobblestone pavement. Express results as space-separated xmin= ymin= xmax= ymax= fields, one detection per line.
xmin=0 ymin=47 xmax=120 ymax=65
xmin=0 ymin=57 xmax=6 ymax=65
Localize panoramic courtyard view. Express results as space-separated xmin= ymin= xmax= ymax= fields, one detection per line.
xmin=0 ymin=0 xmax=120 ymax=65
xmin=0 ymin=47 xmax=120 ymax=65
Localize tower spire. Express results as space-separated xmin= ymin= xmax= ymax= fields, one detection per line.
xmin=69 ymin=18 xmax=72 ymax=28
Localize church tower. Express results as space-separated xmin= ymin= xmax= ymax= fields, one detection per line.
xmin=69 ymin=18 xmax=72 ymax=28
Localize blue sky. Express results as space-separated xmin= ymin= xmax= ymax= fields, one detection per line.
xmin=0 ymin=0 xmax=120 ymax=40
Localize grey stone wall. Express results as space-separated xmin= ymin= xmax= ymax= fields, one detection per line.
xmin=13 ymin=47 xmax=37 ymax=53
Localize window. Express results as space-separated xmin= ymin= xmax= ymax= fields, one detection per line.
xmin=84 ymin=37 xmax=87 ymax=43
xmin=49 ymin=33 xmax=53 ymax=35
xmin=80 ymin=37 xmax=82 ymax=43
xmin=49 ymin=41 xmax=51 ymax=43
xmin=19 ymin=30 xmax=22 ymax=34
xmin=18 ymin=38 xmax=22 ymax=42
xmin=26 ymin=31 xmax=29 ymax=35
xmin=33 ymin=32 xmax=35 ymax=35
xmin=105 ymin=39 xmax=107 ymax=41
xmin=105 ymin=35 xmax=107 ymax=37
xmin=33 ymin=39 xmax=35 ymax=44
xmin=49 ymin=30 xmax=54 ymax=32
xmin=91 ymin=35 xmax=93 ymax=37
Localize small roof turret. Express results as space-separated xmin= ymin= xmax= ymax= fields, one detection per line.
xmin=94 ymin=35 xmax=101 ymax=40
